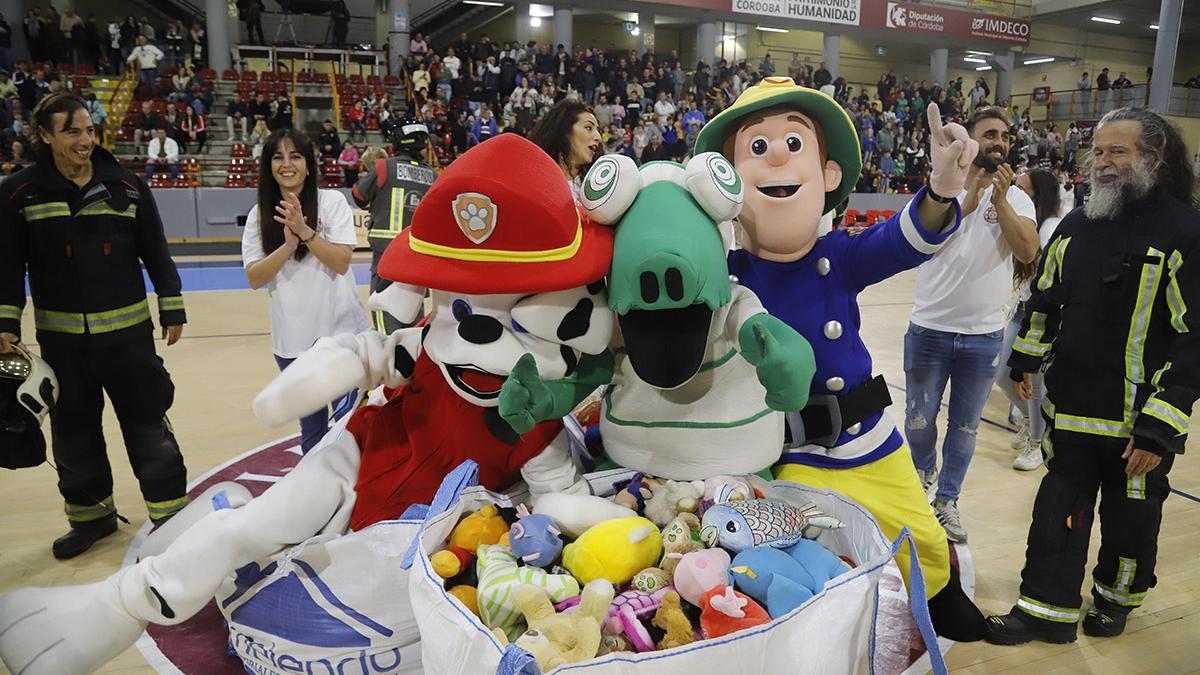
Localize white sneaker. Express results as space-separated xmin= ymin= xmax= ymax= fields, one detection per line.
xmin=934 ymin=500 xmax=968 ymax=543
xmin=1010 ymin=417 xmax=1030 ymax=450
xmin=1013 ymin=442 xmax=1043 ymax=471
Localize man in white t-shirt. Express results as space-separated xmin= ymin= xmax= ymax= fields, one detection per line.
xmin=126 ymin=35 xmax=164 ymax=91
xmin=904 ymin=106 xmax=1039 ymax=543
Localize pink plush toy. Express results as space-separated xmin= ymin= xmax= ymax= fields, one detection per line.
xmin=555 ymin=586 xmax=674 ymax=653
xmin=672 ymin=548 xmax=732 ymax=606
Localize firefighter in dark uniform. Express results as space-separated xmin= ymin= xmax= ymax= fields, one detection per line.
xmin=0 ymin=93 xmax=190 ymax=559
xmin=985 ymin=108 xmax=1199 ymax=644
xmin=352 ymin=113 xmax=437 ymax=333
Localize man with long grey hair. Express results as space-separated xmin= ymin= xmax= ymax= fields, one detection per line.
xmin=984 ymin=107 xmax=1198 ymax=645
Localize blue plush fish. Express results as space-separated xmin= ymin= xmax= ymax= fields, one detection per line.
xmin=700 ymin=499 xmax=844 ymax=553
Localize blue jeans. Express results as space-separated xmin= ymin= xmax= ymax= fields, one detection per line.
xmin=904 ymin=323 xmax=1005 ymax=503
xmin=273 ymin=355 xmax=358 ymax=453
xmin=139 ymin=67 xmax=158 ymax=90
xmin=146 ymin=161 xmax=179 ymax=180
xmin=993 ymin=302 xmax=1046 ymax=443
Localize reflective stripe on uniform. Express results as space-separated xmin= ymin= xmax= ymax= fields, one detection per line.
xmin=1016 ymin=596 xmax=1080 ymax=623
xmin=0 ymin=304 xmax=21 ymax=321
xmin=1126 ymin=473 xmax=1146 ymax=500
xmin=77 ymin=202 xmax=137 ymax=219
xmin=1141 ymin=398 xmax=1190 ymax=435
xmin=1116 ymin=557 xmax=1137 ymax=591
xmin=21 ymin=201 xmax=72 ymax=222
xmin=34 ymin=299 xmax=152 ymax=335
xmin=1037 ymin=236 xmax=1070 ymax=292
xmin=1165 ymin=250 xmax=1188 ymax=334
xmin=64 ymin=496 xmax=116 ymax=522
xmin=1014 ymin=310 xmax=1051 ymax=357
xmin=1126 ymin=247 xmax=1164 ymax=384
xmin=158 ymin=296 xmax=185 ymax=312
xmin=146 ymin=495 xmax=189 ymax=520
xmin=1053 ymin=413 xmax=1132 ymax=438
xmin=369 ymin=186 xmax=406 ymax=240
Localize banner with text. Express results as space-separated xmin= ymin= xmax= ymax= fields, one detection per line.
xmin=863 ymin=0 xmax=1030 ymax=45
xmin=732 ymin=0 xmax=863 ymax=27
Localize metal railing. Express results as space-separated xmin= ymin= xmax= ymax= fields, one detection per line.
xmin=1008 ymin=83 xmax=1200 ymax=122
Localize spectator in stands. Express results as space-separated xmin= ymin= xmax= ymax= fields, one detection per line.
xmin=250 ymin=118 xmax=268 ymax=159
xmin=1096 ymin=67 xmax=1111 ymax=107
xmin=137 ymin=15 xmax=154 ymax=41
xmin=317 ymin=119 xmax=339 ymax=158
xmin=83 ymin=92 xmax=106 ymax=145
xmin=1186 ymin=74 xmax=1200 ymax=88
xmin=1112 ymin=71 xmax=1132 ymax=90
xmin=1063 ymin=126 xmax=1080 ymax=173
xmin=146 ymin=126 xmax=179 ymax=181
xmin=337 ymin=140 xmax=359 ymax=187
xmin=241 ymin=128 xmax=366 ymax=452
xmin=270 ymin=92 xmax=293 ymax=131
xmin=165 ymin=20 xmax=185 ymax=69
xmin=10 ymin=108 xmax=25 ymax=135
xmin=117 ymin=15 xmax=138 ymax=60
xmin=758 ymin=52 xmax=775 ymax=78
xmin=0 ymin=13 xmax=13 ymax=72
xmin=346 ymin=100 xmax=366 ymax=142
xmin=652 ymin=90 xmax=675 ymax=130
xmin=0 ymin=71 xmax=15 ymax=113
xmin=331 ymin=0 xmax=350 ymax=49
xmin=21 ymin=9 xmax=42 ymax=64
xmin=226 ymin=95 xmax=249 ymax=142
xmin=2 ymin=138 xmax=29 ymax=174
xmin=693 ymin=62 xmax=710 ymax=101
xmin=640 ymin=132 xmax=668 ymax=163
xmin=814 ymin=61 xmax=832 ymax=89
xmin=409 ymin=32 xmax=428 ymax=60
xmin=248 ymin=91 xmax=270 ymax=127
xmin=127 ymin=35 xmax=164 ymax=93
xmin=60 ymin=7 xmax=82 ymax=67
xmin=162 ymin=105 xmax=187 ymax=149
xmin=411 ymin=60 xmax=430 ymax=96
xmin=188 ymin=21 xmax=205 ymax=67
xmin=878 ymin=150 xmax=893 ymax=193
xmin=133 ymin=99 xmax=161 ymax=153
xmin=180 ymin=105 xmax=206 ymax=154
xmin=242 ymin=0 xmax=264 ymax=45
xmin=1077 ymin=71 xmax=1091 ymax=92
xmin=470 ymin=105 xmax=498 ymax=144
xmin=442 ymin=47 xmax=462 ymax=95
xmin=169 ymin=64 xmax=194 ymax=103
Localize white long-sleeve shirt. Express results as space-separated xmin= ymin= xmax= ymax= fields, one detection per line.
xmin=127 ymin=44 xmax=165 ymax=70
xmin=147 ymin=136 xmax=179 ymax=163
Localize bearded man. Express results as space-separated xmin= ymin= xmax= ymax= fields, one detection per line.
xmin=984 ymin=107 xmax=1199 ymax=645
xmin=904 ymin=106 xmax=1040 ymax=544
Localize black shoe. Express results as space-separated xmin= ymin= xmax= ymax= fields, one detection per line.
xmin=52 ymin=515 xmax=118 ymax=560
xmin=983 ymin=609 xmax=1078 ymax=645
xmin=928 ymin=564 xmax=986 ymax=642
xmin=1082 ymin=608 xmax=1127 ymax=637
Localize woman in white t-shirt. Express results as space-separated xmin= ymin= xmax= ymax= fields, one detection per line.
xmin=242 ymin=128 xmax=369 ymax=452
xmin=993 ymin=168 xmax=1062 ymax=471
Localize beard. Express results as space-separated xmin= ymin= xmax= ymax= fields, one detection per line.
xmin=974 ymin=144 xmax=1007 ymax=172
xmin=1085 ymin=157 xmax=1157 ymax=221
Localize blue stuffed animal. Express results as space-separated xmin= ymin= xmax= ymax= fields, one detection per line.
xmin=508 ymin=505 xmax=566 ymax=568
xmin=728 ymin=539 xmax=850 ymax=618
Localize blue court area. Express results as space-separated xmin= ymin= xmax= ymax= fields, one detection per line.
xmin=25 ymin=262 xmax=374 ymax=295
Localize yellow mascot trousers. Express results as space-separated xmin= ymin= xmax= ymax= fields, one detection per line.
xmin=775 ymin=445 xmax=950 ymax=598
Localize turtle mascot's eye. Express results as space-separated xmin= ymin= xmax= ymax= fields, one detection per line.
xmin=580 ymin=154 xmax=640 ymax=225
xmin=685 ymin=152 xmax=744 ymax=223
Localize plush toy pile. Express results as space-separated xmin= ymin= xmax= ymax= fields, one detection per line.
xmin=428 ymin=475 xmax=853 ymax=671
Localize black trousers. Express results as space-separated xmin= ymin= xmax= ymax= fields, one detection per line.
xmin=369 ymin=238 xmax=422 ymax=334
xmin=39 ymin=326 xmax=188 ymax=525
xmin=1017 ymin=435 xmax=1174 ymax=622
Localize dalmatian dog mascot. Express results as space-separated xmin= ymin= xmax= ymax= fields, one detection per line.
xmin=0 ymin=135 xmax=616 ymax=675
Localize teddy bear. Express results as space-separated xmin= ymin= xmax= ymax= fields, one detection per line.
xmin=493 ymin=580 xmax=615 ymax=672
xmin=652 ymin=590 xmax=696 ymax=651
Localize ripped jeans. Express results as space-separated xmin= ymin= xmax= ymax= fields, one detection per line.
xmin=903 ymin=323 xmax=1005 ymax=503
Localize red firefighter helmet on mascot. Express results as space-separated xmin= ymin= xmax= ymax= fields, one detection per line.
xmin=0 ymin=348 xmax=58 ymax=469
xmin=379 ymin=134 xmax=614 ymax=294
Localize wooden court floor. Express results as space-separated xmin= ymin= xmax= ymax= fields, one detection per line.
xmin=1 ymin=268 xmax=1197 ymax=674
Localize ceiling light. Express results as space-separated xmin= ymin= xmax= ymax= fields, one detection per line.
xmin=966 ymin=50 xmax=992 ymax=56
xmin=757 ymin=26 xmax=789 ymax=33
xmin=1024 ymin=57 xmax=1055 ymax=65
xmin=631 ymin=27 xmax=640 ymax=36
xmin=963 ymin=57 xmax=987 ymax=63
xmin=1091 ymin=16 xmax=1121 ymax=24
xmin=529 ymin=3 xmax=553 ymax=18
xmin=722 ymin=34 xmax=736 ymax=41
xmin=530 ymin=16 xmax=541 ymax=27
xmin=463 ymin=0 xmax=504 ymax=5
xmin=1150 ymin=24 xmax=1159 ymax=29
xmin=976 ymin=65 xmax=992 ymax=71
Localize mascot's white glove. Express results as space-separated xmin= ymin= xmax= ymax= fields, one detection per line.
xmin=926 ymin=103 xmax=979 ymax=200
xmin=253 ymin=329 xmax=423 ymax=428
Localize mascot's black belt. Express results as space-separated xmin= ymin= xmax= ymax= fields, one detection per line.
xmin=784 ymin=375 xmax=892 ymax=448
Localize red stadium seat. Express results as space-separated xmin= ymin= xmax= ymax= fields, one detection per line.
xmin=117 ymin=127 xmax=134 ymax=141
xmin=199 ymin=68 xmax=216 ymax=80
xmin=72 ymin=76 xmax=89 ymax=90
xmin=163 ymin=67 xmax=178 ymax=77
xmin=58 ymin=63 xmax=73 ymax=74
xmin=297 ymin=71 xmax=313 ymax=83
xmin=78 ymin=64 xmax=96 ymax=75
xmin=151 ymin=100 xmax=167 ymax=114
xmin=321 ymin=174 xmax=343 ymax=188
xmin=261 ymin=70 xmax=277 ymax=82
xmin=248 ymin=174 xmax=259 ymax=188
xmin=222 ymin=69 xmax=239 ymax=81
xmin=315 ymin=73 xmax=330 ymax=84
xmin=240 ymin=71 xmax=257 ymax=82
xmin=230 ymin=143 xmax=250 ymax=158
xmin=225 ymin=175 xmax=247 ymax=188
xmin=384 ymin=74 xmax=399 ymax=86
xmin=349 ymin=74 xmax=364 ymax=85
xmin=228 ymin=158 xmax=249 ymax=174
xmin=366 ymin=74 xmax=381 ymax=86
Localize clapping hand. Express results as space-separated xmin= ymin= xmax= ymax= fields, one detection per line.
xmin=992 ymin=163 xmax=1015 ymax=205
xmin=274 ymin=192 xmax=313 ymax=242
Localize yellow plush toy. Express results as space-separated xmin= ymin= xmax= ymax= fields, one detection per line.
xmin=449 ymin=505 xmax=509 ymax=552
xmin=493 ymin=580 xmax=616 ymax=672
xmin=563 ymin=517 xmax=662 ymax=585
